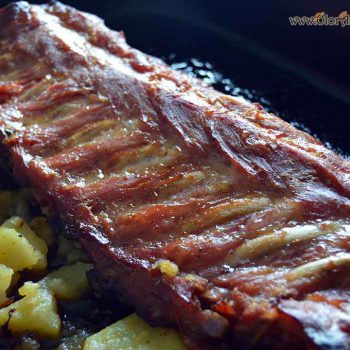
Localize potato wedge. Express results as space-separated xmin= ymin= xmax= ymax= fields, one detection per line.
xmin=40 ymin=262 xmax=93 ymax=301
xmin=0 ymin=264 xmax=13 ymax=306
xmin=0 ymin=282 xmax=61 ymax=338
xmin=2 ymin=217 xmax=48 ymax=270
xmin=83 ymin=313 xmax=186 ymax=350
xmin=0 ymin=226 xmax=41 ymax=271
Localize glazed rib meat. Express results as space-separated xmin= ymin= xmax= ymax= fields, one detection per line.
xmin=1 ymin=2 xmax=350 ymax=349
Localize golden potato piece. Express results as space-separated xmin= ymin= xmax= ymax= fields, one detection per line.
xmin=0 ymin=282 xmax=61 ymax=338
xmin=83 ymin=313 xmax=187 ymax=350
xmin=40 ymin=262 xmax=93 ymax=301
xmin=2 ymin=217 xmax=48 ymax=270
xmin=29 ymin=216 xmax=56 ymax=247
xmin=0 ymin=264 xmax=13 ymax=306
xmin=0 ymin=226 xmax=40 ymax=271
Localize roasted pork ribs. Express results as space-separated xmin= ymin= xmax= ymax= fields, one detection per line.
xmin=1 ymin=2 xmax=350 ymax=349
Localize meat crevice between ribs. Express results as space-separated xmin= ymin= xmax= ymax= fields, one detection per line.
xmin=1 ymin=2 xmax=350 ymax=349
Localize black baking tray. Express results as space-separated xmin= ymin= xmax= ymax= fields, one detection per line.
xmin=1 ymin=0 xmax=350 ymax=156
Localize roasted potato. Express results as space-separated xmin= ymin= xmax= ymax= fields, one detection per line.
xmin=0 ymin=282 xmax=60 ymax=338
xmin=0 ymin=217 xmax=48 ymax=271
xmin=40 ymin=262 xmax=93 ymax=301
xmin=83 ymin=313 xmax=186 ymax=350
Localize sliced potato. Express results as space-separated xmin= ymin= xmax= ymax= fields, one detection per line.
xmin=2 ymin=217 xmax=48 ymax=270
xmin=83 ymin=313 xmax=187 ymax=350
xmin=0 ymin=282 xmax=61 ymax=338
xmin=40 ymin=262 xmax=93 ymax=301
xmin=0 ymin=263 xmax=13 ymax=306
xmin=0 ymin=226 xmax=40 ymax=271
xmin=29 ymin=216 xmax=56 ymax=247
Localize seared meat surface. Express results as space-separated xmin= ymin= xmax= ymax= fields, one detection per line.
xmin=1 ymin=2 xmax=350 ymax=349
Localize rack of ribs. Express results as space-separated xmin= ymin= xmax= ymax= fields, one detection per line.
xmin=1 ymin=2 xmax=350 ymax=349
